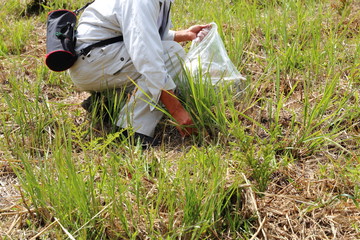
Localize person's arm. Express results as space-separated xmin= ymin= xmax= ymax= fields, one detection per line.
xmin=120 ymin=1 xmax=176 ymax=108
xmin=160 ymin=90 xmax=196 ymax=136
xmin=174 ymin=24 xmax=211 ymax=42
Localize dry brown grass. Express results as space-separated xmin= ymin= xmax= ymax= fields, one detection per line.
xmin=258 ymin=160 xmax=360 ymax=239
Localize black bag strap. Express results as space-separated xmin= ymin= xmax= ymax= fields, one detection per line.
xmin=79 ymin=36 xmax=124 ymax=56
xmin=70 ymin=1 xmax=123 ymax=56
xmin=74 ymin=1 xmax=95 ymax=15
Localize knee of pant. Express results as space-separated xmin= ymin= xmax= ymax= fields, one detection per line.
xmin=163 ymin=41 xmax=186 ymax=59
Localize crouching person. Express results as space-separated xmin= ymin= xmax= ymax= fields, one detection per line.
xmin=69 ymin=0 xmax=208 ymax=147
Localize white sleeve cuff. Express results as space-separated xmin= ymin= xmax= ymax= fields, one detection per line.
xmin=162 ymin=30 xmax=175 ymax=41
xmin=149 ymin=74 xmax=176 ymax=111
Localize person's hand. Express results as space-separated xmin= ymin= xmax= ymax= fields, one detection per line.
xmin=186 ymin=24 xmax=211 ymax=41
xmin=174 ymin=24 xmax=211 ymax=42
xmin=170 ymin=106 xmax=196 ymax=136
xmin=160 ymin=90 xmax=197 ymax=136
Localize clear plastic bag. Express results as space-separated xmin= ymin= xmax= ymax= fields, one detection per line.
xmin=183 ymin=22 xmax=245 ymax=85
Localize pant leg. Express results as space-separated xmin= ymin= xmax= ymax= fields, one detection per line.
xmin=116 ymin=41 xmax=186 ymax=137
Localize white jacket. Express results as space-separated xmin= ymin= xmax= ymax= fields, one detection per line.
xmin=73 ymin=0 xmax=176 ymax=105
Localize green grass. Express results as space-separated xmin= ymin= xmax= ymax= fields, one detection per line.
xmin=0 ymin=0 xmax=359 ymax=239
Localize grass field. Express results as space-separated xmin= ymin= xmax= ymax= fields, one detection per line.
xmin=0 ymin=0 xmax=359 ymax=239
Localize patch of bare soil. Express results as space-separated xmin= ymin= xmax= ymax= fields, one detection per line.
xmin=0 ymin=162 xmax=25 ymax=238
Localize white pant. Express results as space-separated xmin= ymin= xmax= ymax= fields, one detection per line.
xmin=69 ymin=41 xmax=185 ymax=137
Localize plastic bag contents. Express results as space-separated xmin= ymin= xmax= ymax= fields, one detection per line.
xmin=184 ymin=22 xmax=245 ymax=85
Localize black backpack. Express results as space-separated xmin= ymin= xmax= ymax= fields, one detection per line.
xmin=45 ymin=1 xmax=122 ymax=72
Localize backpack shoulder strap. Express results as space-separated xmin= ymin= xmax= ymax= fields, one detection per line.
xmin=74 ymin=1 xmax=95 ymax=15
